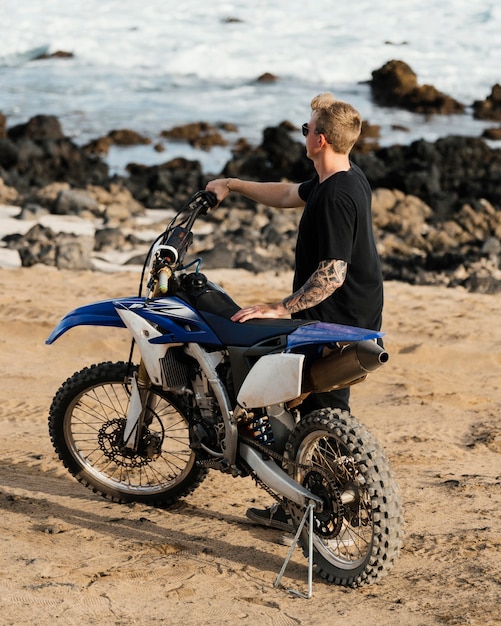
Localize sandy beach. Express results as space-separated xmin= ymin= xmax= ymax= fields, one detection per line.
xmin=0 ymin=266 xmax=499 ymax=625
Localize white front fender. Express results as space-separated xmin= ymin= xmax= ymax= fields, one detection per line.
xmin=236 ymin=353 xmax=305 ymax=409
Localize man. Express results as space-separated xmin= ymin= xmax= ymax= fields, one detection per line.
xmin=206 ymin=92 xmax=383 ymax=531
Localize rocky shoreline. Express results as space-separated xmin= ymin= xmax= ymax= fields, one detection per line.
xmin=1 ymin=60 xmax=500 ymax=293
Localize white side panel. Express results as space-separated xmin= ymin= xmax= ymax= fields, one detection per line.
xmin=237 ymin=353 xmax=305 ymax=408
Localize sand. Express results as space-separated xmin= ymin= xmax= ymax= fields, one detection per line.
xmin=0 ymin=265 xmax=499 ymax=625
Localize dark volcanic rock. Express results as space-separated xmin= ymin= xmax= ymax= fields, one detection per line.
xmin=0 ymin=140 xmax=19 ymax=170
xmin=124 ymin=157 xmax=206 ymax=208
xmin=161 ymin=122 xmax=228 ymax=150
xmin=355 ymin=121 xmax=382 ymax=153
xmin=353 ymin=136 xmax=501 ymax=220
xmin=370 ymin=60 xmax=465 ymax=114
xmin=7 ymin=115 xmax=65 ymax=141
xmin=223 ymin=122 xmax=314 ymax=182
xmin=256 ymin=72 xmax=279 ymax=83
xmin=34 ymin=50 xmax=74 ymax=60
xmin=370 ymin=59 xmax=419 ymax=106
xmin=1 ymin=115 xmax=108 ymax=192
xmin=84 ymin=129 xmax=152 ymax=156
xmin=482 ymin=126 xmax=501 ymax=140
xmin=12 ymin=224 xmax=93 ymax=270
xmin=54 ymin=188 xmax=101 ymax=217
xmin=94 ymin=227 xmax=128 ymax=252
xmin=473 ymin=84 xmax=501 ymax=121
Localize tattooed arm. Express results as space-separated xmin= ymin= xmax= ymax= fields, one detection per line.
xmin=230 ymin=259 xmax=347 ymax=323
xmin=282 ymin=259 xmax=347 ymax=314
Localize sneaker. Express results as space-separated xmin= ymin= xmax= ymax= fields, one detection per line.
xmin=246 ymin=503 xmax=293 ymax=532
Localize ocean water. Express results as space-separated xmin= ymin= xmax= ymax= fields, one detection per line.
xmin=1 ymin=0 xmax=500 ymax=174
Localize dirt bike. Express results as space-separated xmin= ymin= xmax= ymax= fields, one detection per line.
xmin=46 ymin=190 xmax=403 ymax=592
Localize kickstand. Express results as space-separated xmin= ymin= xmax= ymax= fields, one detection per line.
xmin=274 ymin=501 xmax=315 ymax=599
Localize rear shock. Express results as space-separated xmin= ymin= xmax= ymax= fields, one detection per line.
xmin=239 ymin=411 xmax=275 ymax=445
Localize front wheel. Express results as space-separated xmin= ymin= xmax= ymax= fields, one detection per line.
xmin=48 ymin=361 xmax=207 ymax=506
xmin=285 ymin=408 xmax=403 ymax=587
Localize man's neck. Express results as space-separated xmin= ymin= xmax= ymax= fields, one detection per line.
xmin=314 ymin=152 xmax=351 ymax=183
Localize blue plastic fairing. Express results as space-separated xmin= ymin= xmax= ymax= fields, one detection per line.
xmin=286 ymin=321 xmax=383 ymax=351
xmin=46 ymin=299 xmax=127 ymax=344
xmin=121 ymin=297 xmax=222 ymax=345
xmin=46 ymin=296 xmax=222 ymax=346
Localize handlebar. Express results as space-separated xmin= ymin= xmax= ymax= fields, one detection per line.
xmin=146 ymin=190 xmax=219 ymax=297
xmin=182 ymin=190 xmax=218 ymax=224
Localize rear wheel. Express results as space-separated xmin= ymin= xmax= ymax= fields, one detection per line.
xmin=286 ymin=408 xmax=403 ymax=587
xmin=48 ymin=361 xmax=207 ymax=506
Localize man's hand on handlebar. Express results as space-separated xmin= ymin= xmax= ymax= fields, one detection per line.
xmin=205 ymin=178 xmax=231 ymax=205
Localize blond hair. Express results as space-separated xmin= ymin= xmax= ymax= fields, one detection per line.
xmin=311 ymin=92 xmax=362 ymax=154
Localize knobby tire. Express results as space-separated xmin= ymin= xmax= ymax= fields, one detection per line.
xmin=286 ymin=408 xmax=403 ymax=587
xmin=48 ymin=361 xmax=207 ymax=506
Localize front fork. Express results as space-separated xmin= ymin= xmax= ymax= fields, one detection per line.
xmin=117 ymin=277 xmax=171 ymax=452
xmin=122 ymin=360 xmax=155 ymax=451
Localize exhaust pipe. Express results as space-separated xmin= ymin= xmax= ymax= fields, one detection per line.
xmin=302 ymin=340 xmax=389 ymax=393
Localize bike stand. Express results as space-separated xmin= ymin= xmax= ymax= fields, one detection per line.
xmin=274 ymin=502 xmax=315 ymax=599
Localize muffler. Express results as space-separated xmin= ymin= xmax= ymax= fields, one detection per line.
xmin=302 ymin=339 xmax=389 ymax=393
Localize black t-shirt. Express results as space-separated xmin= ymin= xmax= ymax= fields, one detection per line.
xmin=294 ymin=162 xmax=383 ymax=330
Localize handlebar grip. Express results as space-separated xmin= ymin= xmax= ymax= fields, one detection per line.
xmin=204 ymin=190 xmax=218 ymax=208
xmin=186 ymin=190 xmax=218 ymax=215
xmin=158 ymin=267 xmax=171 ymax=294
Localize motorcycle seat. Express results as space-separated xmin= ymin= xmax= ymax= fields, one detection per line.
xmin=176 ymin=281 xmax=310 ymax=347
xmin=200 ymin=311 xmax=308 ymax=347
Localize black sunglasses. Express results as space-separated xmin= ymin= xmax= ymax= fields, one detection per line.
xmin=302 ymin=123 xmax=320 ymax=137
